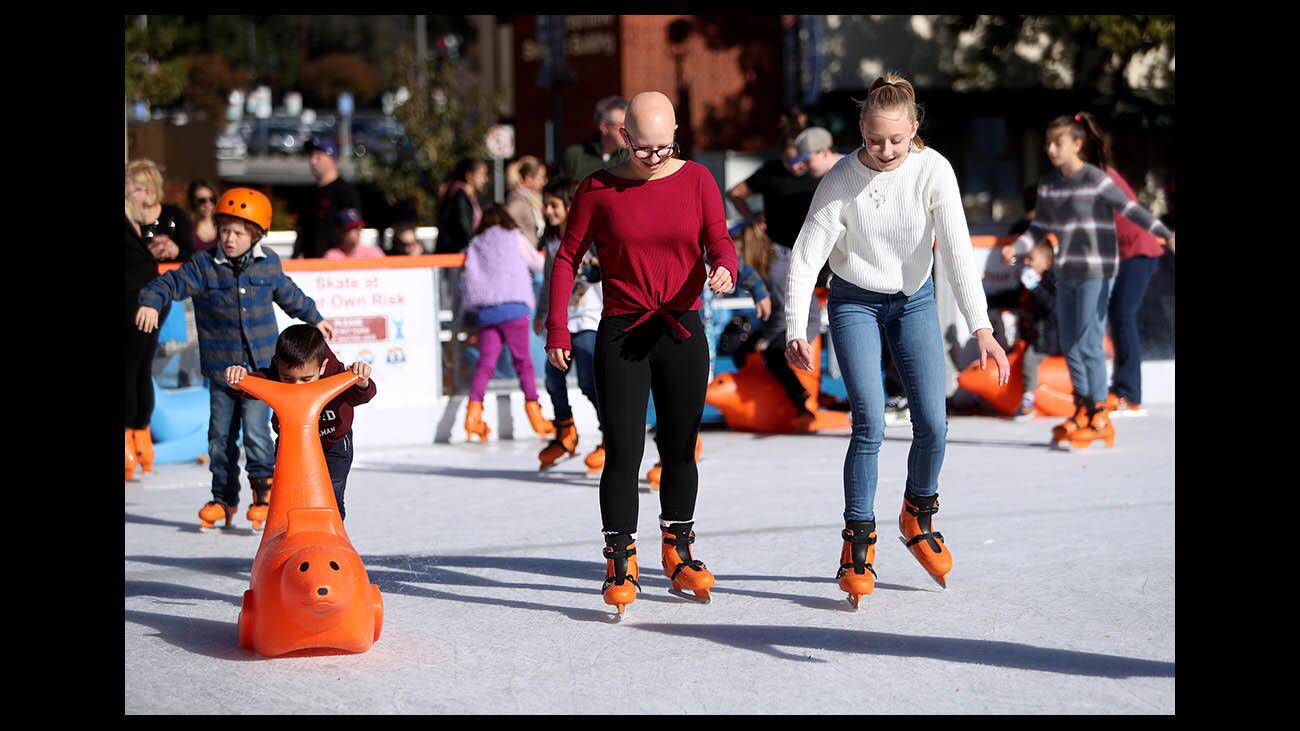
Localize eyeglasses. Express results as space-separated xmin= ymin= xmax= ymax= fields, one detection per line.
xmin=193 ymin=196 xmax=216 ymax=206
xmin=623 ymin=131 xmax=678 ymax=161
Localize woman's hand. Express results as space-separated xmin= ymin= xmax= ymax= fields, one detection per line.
xmin=785 ymin=338 xmax=814 ymax=371
xmin=148 ymin=234 xmax=179 ymax=261
xmin=999 ymin=244 xmax=1016 ymax=265
xmin=547 ymin=348 xmax=571 ymax=372
xmin=707 ymin=266 xmax=734 ymax=294
xmin=753 ymin=296 xmax=772 ymax=321
xmin=135 ymin=306 xmax=159 ymax=333
xmin=974 ymin=328 xmax=1010 ymax=386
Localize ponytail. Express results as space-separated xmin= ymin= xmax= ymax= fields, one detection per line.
xmin=1048 ymin=112 xmax=1113 ymax=171
xmin=856 ymin=73 xmax=926 ymax=149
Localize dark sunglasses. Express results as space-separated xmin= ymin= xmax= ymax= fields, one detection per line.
xmin=193 ymin=196 xmax=216 ymax=206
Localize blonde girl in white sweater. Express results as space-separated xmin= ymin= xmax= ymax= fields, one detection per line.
xmin=784 ymin=74 xmax=1008 ymax=606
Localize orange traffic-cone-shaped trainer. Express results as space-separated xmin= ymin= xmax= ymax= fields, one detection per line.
xmin=899 ymin=494 xmax=951 ymax=588
xmin=125 ymin=430 xmax=138 ymax=481
xmin=661 ymin=521 xmax=714 ymax=602
xmin=602 ymin=533 xmax=640 ymax=618
xmin=199 ymin=500 xmax=235 ymax=530
xmin=539 ymin=418 xmax=579 ymax=470
xmin=1067 ymin=402 xmax=1116 ymax=449
xmin=1051 ymin=396 xmax=1092 ymax=446
xmin=133 ymin=426 xmax=156 ymax=474
xmin=584 ymin=440 xmax=605 ymax=476
xmin=246 ymin=476 xmax=273 ymax=531
xmin=525 ymin=400 xmax=555 ymax=438
xmin=465 ymin=400 xmax=490 ymax=442
xmin=233 ymin=371 xmax=383 ymax=656
xmin=837 ymin=520 xmax=878 ymax=609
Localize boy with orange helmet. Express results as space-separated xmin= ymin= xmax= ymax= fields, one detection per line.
xmin=135 ymin=188 xmax=335 ymax=529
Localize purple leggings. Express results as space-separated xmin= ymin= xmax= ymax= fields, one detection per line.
xmin=470 ymin=315 xmax=539 ymax=402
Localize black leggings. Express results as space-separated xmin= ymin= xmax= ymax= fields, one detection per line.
xmin=125 ymin=291 xmax=163 ymax=429
xmin=595 ymin=311 xmax=709 ymax=534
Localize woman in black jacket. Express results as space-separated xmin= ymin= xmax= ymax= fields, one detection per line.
xmin=435 ymin=158 xmax=489 ymax=254
xmin=125 ymin=159 xmax=191 ymax=480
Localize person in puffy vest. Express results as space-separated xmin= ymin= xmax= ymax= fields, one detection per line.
xmin=460 ymin=205 xmax=553 ymax=442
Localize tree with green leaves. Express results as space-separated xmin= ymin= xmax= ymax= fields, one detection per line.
xmin=369 ymin=46 xmax=492 ymax=224
xmin=125 ymin=15 xmax=188 ymax=108
xmin=940 ymin=15 xmax=1174 ymax=103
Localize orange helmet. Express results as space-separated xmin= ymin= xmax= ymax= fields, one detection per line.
xmin=215 ymin=188 xmax=272 ymax=233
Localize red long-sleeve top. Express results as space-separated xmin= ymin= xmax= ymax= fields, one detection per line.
xmin=545 ymin=161 xmax=739 ymax=351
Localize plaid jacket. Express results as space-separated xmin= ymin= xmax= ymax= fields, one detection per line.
xmin=138 ymin=243 xmax=323 ymax=382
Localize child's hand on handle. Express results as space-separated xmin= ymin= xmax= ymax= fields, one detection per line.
xmin=316 ymin=319 xmax=335 ymax=339
xmin=1000 ymin=244 xmax=1017 ymax=266
xmin=547 ymin=348 xmax=571 ymax=372
xmin=225 ymin=365 xmax=248 ymax=386
xmin=135 ymin=305 xmax=159 ymax=333
xmin=785 ymin=338 xmax=814 ymax=371
xmin=348 ymin=361 xmax=372 ymax=388
xmin=974 ymin=328 xmax=1011 ymax=386
xmin=707 ymin=266 xmax=734 ymax=294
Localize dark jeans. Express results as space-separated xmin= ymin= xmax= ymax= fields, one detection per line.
xmin=125 ymin=291 xmax=164 ymax=429
xmin=731 ymin=332 xmax=812 ymax=411
xmin=545 ymin=329 xmax=601 ymax=427
xmin=595 ymin=311 xmax=709 ymax=534
xmin=1109 ymin=255 xmax=1160 ymax=403
xmin=208 ymin=383 xmax=275 ymax=505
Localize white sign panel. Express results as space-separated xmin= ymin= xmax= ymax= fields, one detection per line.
xmin=274 ymin=266 xmax=441 ymax=447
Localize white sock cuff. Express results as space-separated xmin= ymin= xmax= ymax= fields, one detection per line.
xmin=659 ymin=516 xmax=694 ymax=530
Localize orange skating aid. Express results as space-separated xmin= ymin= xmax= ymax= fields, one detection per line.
xmin=133 ymin=426 xmax=156 ymax=474
xmin=199 ymin=500 xmax=235 ymax=530
xmin=125 ymin=430 xmax=138 ymax=481
xmin=601 ymin=533 xmax=640 ymax=618
xmin=898 ymin=494 xmax=951 ymax=588
xmin=525 ymin=400 xmax=555 ymax=439
xmin=233 ymin=372 xmax=383 ymax=657
xmin=661 ymin=521 xmax=714 ymax=603
xmin=646 ymin=463 xmax=661 ymax=491
xmin=837 ymin=521 xmax=877 ymax=609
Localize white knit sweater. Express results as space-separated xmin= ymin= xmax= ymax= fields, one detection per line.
xmin=785 ymin=146 xmax=993 ymax=342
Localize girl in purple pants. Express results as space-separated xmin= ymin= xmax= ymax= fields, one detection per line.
xmin=460 ymin=205 xmax=555 ymax=442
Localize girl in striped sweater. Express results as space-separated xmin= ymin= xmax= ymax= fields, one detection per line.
xmin=785 ymin=74 xmax=1009 ymax=605
xmin=1000 ymin=112 xmax=1175 ymax=449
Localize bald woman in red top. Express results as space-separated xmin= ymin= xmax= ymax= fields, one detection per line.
xmin=546 ymin=92 xmax=737 ymax=615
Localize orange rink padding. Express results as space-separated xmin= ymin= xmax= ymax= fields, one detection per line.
xmin=157 ymin=253 xmax=466 ymax=274
xmin=233 ymin=372 xmax=383 ymax=657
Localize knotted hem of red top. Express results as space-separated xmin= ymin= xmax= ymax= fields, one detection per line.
xmin=625 ymin=305 xmax=692 ymax=340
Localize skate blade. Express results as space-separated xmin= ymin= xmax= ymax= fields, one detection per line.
xmin=896 ymin=537 xmax=949 ymax=589
xmin=669 ymin=588 xmax=712 ymax=604
xmin=931 ymin=573 xmax=948 ymax=589
xmin=538 ymin=453 xmax=579 ymax=471
xmin=846 ymin=595 xmax=862 ymax=610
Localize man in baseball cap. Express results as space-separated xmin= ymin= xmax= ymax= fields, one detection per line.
xmin=293 ymin=136 xmax=361 ymax=258
xmin=789 ymin=127 xmax=839 ymax=177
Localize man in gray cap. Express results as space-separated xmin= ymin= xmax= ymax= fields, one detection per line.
xmin=727 ymin=126 xmax=841 ymax=251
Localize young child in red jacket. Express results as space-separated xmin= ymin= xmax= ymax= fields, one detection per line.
xmin=225 ymin=324 xmax=376 ymax=524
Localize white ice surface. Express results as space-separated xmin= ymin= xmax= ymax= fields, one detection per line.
xmin=125 ymin=407 xmax=1175 ymax=714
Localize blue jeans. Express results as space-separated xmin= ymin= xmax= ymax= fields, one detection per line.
xmin=1108 ymin=256 xmax=1159 ymax=403
xmin=207 ymin=383 xmax=275 ymax=505
xmin=828 ymin=277 xmax=948 ymax=523
xmin=545 ymin=329 xmax=601 ymax=429
xmin=1057 ymin=277 xmax=1115 ymax=405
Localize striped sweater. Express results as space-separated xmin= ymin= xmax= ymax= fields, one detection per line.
xmin=1012 ymin=163 xmax=1172 ymax=280
xmin=786 ymin=146 xmax=992 ymax=342
xmin=137 ymin=243 xmax=323 ymax=382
